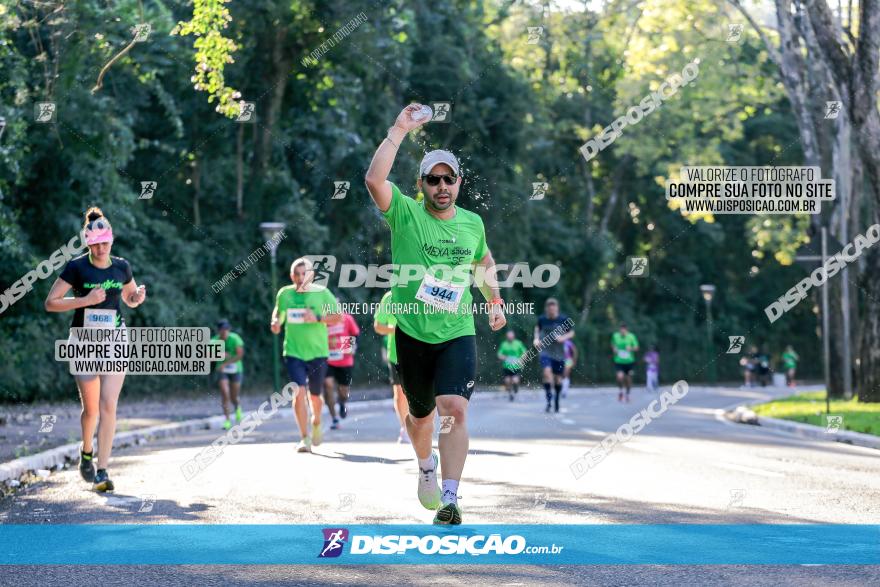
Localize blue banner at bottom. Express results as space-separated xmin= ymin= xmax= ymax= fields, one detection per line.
xmin=1 ymin=525 xmax=877 ymax=565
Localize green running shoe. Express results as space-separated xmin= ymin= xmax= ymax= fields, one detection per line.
xmin=93 ymin=469 xmax=115 ymax=492
xmin=235 ymin=406 xmax=243 ymax=423
xmin=433 ymin=502 xmax=462 ymax=525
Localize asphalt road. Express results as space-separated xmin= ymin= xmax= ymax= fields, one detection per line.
xmin=2 ymin=383 xmax=878 ymax=585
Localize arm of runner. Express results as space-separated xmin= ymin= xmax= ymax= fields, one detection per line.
xmin=44 ymin=278 xmax=105 ymax=312
xmin=121 ymin=279 xmax=146 ymax=308
xmin=270 ymin=299 xmax=283 ymax=334
xmin=474 ymin=249 xmax=506 ymax=331
xmin=557 ymin=329 xmax=575 ymax=342
xmin=374 ymin=321 xmax=395 ymax=335
xmin=365 ymin=104 xmax=428 ymax=212
xmin=533 ymin=326 xmax=541 ymax=347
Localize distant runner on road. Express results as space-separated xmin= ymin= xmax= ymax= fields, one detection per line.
xmin=212 ymin=319 xmax=244 ymax=430
xmin=611 ymin=323 xmax=639 ymax=402
xmin=534 ymin=298 xmax=574 ymax=413
xmin=498 ymin=330 xmax=527 ymax=401
xmin=323 ymin=312 xmax=360 ymax=430
xmin=365 ymin=103 xmax=507 ymax=524
xmin=270 ymin=257 xmax=341 ymax=453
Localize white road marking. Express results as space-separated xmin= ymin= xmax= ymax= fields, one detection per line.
xmin=714 ymin=462 xmax=786 ymax=478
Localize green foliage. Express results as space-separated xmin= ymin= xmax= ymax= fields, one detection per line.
xmin=0 ymin=0 xmax=824 ymax=403
xmin=172 ymin=0 xmax=242 ymax=118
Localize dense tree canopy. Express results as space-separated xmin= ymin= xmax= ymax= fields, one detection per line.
xmin=1 ymin=0 xmax=844 ymax=403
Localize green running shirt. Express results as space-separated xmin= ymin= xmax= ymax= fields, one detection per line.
xmin=382 ymin=182 xmax=488 ymax=344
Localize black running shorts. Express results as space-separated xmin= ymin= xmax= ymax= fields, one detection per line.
xmin=394 ymin=327 xmax=477 ymax=418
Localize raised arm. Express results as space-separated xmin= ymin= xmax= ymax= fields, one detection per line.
xmin=365 ymin=104 xmax=429 ymax=212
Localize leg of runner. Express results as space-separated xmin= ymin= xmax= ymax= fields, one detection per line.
xmin=337 ymin=383 xmax=350 ymax=419
xmin=553 ymin=373 xmax=563 ymax=413
xmin=512 ymin=374 xmax=520 ymax=395
xmin=230 ymin=376 xmax=242 ymax=423
xmin=76 ymin=377 xmax=100 ymax=483
xmin=625 ymin=369 xmax=633 ymax=402
xmin=323 ymin=376 xmax=339 ymax=430
xmin=94 ymin=373 xmax=124 ymax=491
xmin=542 ymin=366 xmax=553 ymax=412
xmin=405 ymin=409 xmax=439 ymax=504
xmin=218 ymin=376 xmax=232 ymax=430
xmin=393 ymin=384 xmax=410 ymax=443
xmin=436 ymin=395 xmax=468 ymax=519
xmin=307 ymin=359 xmax=328 ymax=446
xmin=503 ymin=375 xmax=512 ymax=400
xmin=292 ymin=387 xmax=311 ymax=450
xmin=616 ymin=368 xmax=625 ymax=402
xmin=285 ymin=357 xmax=313 ymax=452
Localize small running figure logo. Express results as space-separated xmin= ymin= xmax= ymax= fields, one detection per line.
xmin=132 ymin=23 xmax=151 ymax=42
xmin=533 ymin=492 xmax=548 ymax=509
xmin=727 ymin=336 xmax=745 ymax=354
xmin=319 ymin=528 xmax=349 ymax=558
xmin=527 ymin=26 xmax=544 ymax=44
xmin=627 ymin=256 xmax=648 ymax=277
xmin=39 ymin=415 xmax=57 ymax=433
xmin=824 ymin=101 xmax=842 ymax=119
xmin=338 ymin=493 xmax=355 ymax=512
xmin=728 ymin=488 xmax=746 ymax=508
xmin=530 ymin=182 xmax=548 ymax=201
xmin=139 ymin=181 xmax=157 ymax=200
xmin=825 ymin=415 xmax=843 ymax=433
xmin=332 ymin=181 xmax=350 ymax=200
xmin=237 ymin=102 xmax=256 ymax=123
xmin=431 ymin=102 xmax=451 ymax=122
xmin=35 ymin=102 xmax=56 ymax=123
xmin=138 ymin=494 xmax=156 ymax=513
xmin=439 ymin=416 xmax=455 ymax=434
xmin=726 ymin=24 xmax=743 ymax=42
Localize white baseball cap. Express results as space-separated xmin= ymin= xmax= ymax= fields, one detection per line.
xmin=419 ymin=149 xmax=460 ymax=177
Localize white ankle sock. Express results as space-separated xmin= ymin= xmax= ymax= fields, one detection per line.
xmin=418 ymin=454 xmax=434 ymax=470
xmin=442 ymin=479 xmax=459 ymax=504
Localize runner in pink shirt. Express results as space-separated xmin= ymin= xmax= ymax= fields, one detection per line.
xmin=323 ymin=312 xmax=361 ymax=429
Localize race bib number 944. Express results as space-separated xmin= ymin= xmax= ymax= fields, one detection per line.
xmin=415 ymin=274 xmax=464 ymax=312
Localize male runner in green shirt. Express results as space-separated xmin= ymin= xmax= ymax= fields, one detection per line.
xmin=611 ymin=322 xmax=639 ymax=402
xmin=212 ymin=319 xmax=245 ymax=430
xmin=270 ymin=257 xmax=341 ymax=453
xmin=365 ymin=103 xmax=506 ymax=524
xmin=498 ymin=329 xmax=528 ymax=401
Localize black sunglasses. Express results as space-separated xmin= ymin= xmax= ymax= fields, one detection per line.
xmin=422 ymin=174 xmax=457 ymax=186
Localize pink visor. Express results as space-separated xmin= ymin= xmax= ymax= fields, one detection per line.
xmin=84 ymin=217 xmax=114 ymax=245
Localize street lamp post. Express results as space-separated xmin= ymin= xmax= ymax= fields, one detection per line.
xmin=700 ymin=284 xmax=716 ymax=384
xmin=260 ymin=222 xmax=286 ymax=392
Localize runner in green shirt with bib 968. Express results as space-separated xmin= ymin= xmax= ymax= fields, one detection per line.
xmin=270 ymin=257 xmax=341 ymax=453
xmin=365 ymin=103 xmax=507 ymax=525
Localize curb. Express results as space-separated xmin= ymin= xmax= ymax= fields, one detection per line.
xmin=0 ymin=415 xmax=223 ymax=485
xmin=0 ymin=392 xmax=400 ymax=486
xmin=754 ymin=414 xmax=880 ymax=450
xmin=724 ymin=402 xmax=880 ymax=451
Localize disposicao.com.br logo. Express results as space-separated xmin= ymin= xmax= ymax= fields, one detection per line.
xmin=318 ymin=528 xmax=563 ymax=558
